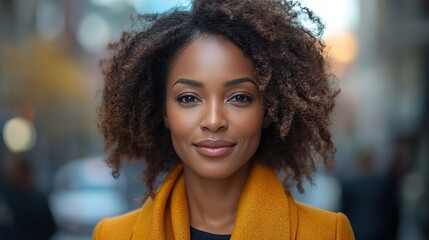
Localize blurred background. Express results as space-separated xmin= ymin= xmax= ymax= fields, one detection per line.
xmin=0 ymin=0 xmax=427 ymax=239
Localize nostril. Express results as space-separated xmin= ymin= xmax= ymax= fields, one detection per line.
xmin=200 ymin=120 xmax=228 ymax=132
xmin=200 ymin=115 xmax=228 ymax=132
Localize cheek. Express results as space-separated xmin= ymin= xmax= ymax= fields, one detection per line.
xmin=166 ymin=104 xmax=197 ymax=140
xmin=231 ymin=108 xmax=264 ymax=139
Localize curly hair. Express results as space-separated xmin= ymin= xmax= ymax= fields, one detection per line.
xmin=98 ymin=0 xmax=339 ymax=197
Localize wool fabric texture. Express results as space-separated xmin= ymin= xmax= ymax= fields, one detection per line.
xmin=93 ymin=162 xmax=355 ymax=239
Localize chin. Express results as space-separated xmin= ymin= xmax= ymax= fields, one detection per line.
xmin=184 ymin=160 xmax=251 ymax=180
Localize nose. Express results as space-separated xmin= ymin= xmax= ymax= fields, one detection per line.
xmin=200 ymin=99 xmax=228 ymax=133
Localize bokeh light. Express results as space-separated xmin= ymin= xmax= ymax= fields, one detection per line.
xmin=129 ymin=0 xmax=192 ymax=13
xmin=2 ymin=117 xmax=37 ymax=153
xmin=36 ymin=1 xmax=65 ymax=41
xmin=76 ymin=13 xmax=111 ymax=53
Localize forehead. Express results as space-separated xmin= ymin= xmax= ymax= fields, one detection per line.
xmin=167 ymin=35 xmax=255 ymax=85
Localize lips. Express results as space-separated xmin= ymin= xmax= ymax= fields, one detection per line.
xmin=193 ymin=139 xmax=236 ymax=157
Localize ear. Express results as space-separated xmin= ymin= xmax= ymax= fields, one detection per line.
xmin=164 ymin=114 xmax=170 ymax=129
xmin=262 ymin=115 xmax=271 ymax=128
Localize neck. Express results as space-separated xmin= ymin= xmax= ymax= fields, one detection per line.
xmin=183 ymin=161 xmax=252 ymax=235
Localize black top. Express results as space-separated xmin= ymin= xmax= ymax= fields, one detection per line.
xmin=190 ymin=227 xmax=231 ymax=240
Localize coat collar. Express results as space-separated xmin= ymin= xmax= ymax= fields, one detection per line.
xmin=131 ymin=162 xmax=298 ymax=240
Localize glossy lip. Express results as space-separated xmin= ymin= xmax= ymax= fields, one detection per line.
xmin=193 ymin=139 xmax=236 ymax=157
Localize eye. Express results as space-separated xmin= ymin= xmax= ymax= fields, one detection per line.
xmin=176 ymin=94 xmax=201 ymax=105
xmin=228 ymin=93 xmax=253 ymax=104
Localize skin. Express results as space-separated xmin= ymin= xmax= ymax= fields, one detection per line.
xmin=164 ymin=35 xmax=265 ymax=234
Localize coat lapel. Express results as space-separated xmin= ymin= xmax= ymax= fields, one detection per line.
xmin=231 ymin=162 xmax=296 ymax=239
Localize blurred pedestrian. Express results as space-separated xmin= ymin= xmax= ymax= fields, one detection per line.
xmin=341 ymin=150 xmax=399 ymax=240
xmin=0 ymin=155 xmax=57 ymax=240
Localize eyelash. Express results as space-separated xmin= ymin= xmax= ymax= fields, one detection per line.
xmin=176 ymin=93 xmax=253 ymax=106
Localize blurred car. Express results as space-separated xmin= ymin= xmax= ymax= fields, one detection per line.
xmin=49 ymin=156 xmax=129 ymax=239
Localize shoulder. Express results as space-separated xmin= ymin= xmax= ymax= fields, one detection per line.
xmin=295 ymin=201 xmax=355 ymax=240
xmin=92 ymin=208 xmax=141 ymax=240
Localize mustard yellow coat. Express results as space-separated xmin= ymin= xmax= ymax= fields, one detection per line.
xmin=94 ymin=163 xmax=354 ymax=239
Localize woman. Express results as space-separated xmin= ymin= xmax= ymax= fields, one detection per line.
xmin=94 ymin=0 xmax=355 ymax=239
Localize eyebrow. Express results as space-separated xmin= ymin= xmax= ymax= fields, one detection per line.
xmin=172 ymin=77 xmax=254 ymax=88
xmin=172 ymin=78 xmax=204 ymax=88
xmin=224 ymin=77 xmax=255 ymax=87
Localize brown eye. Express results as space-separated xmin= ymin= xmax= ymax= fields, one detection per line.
xmin=176 ymin=94 xmax=201 ymax=105
xmin=229 ymin=94 xmax=252 ymax=103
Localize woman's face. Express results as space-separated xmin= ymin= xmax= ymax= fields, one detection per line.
xmin=165 ymin=35 xmax=264 ymax=179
